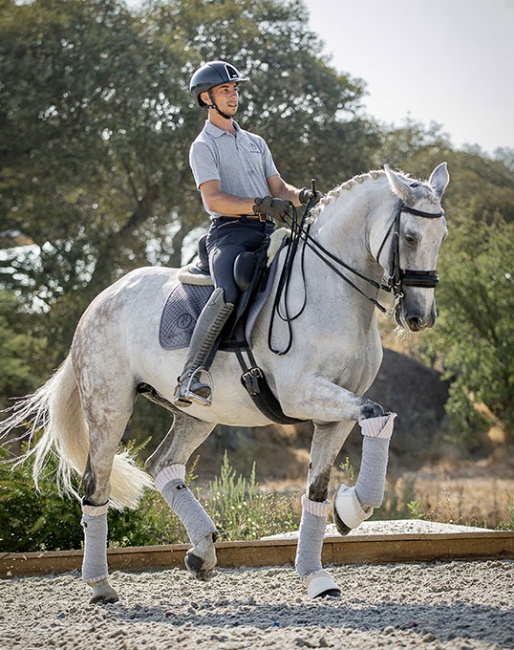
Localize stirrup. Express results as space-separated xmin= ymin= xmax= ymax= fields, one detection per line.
xmin=173 ymin=367 xmax=214 ymax=407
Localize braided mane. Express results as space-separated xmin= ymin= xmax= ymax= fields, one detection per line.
xmin=308 ymin=170 xmax=384 ymax=221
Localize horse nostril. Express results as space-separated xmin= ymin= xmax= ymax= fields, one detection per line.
xmin=407 ymin=316 xmax=425 ymax=332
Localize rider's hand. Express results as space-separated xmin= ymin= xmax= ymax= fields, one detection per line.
xmin=253 ymin=196 xmax=293 ymax=221
xmin=299 ymin=187 xmax=323 ymax=206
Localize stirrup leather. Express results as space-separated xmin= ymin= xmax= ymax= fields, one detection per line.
xmin=173 ymin=367 xmax=214 ymax=407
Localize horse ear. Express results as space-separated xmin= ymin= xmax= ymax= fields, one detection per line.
xmin=384 ymin=165 xmax=415 ymax=203
xmin=429 ymin=162 xmax=450 ymax=199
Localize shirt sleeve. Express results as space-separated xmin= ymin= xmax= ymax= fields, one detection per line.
xmin=258 ymin=137 xmax=279 ymax=180
xmin=189 ymin=140 xmax=220 ymax=189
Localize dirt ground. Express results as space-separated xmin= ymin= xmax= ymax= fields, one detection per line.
xmin=2 ymin=559 xmax=513 ymax=649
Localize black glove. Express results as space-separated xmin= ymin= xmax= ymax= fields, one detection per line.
xmin=299 ymin=187 xmax=323 ymax=206
xmin=253 ymin=196 xmax=293 ymax=221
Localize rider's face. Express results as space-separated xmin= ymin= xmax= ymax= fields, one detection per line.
xmin=204 ymin=82 xmax=240 ymax=114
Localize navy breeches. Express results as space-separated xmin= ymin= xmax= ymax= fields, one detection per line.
xmin=205 ymin=218 xmax=274 ymax=304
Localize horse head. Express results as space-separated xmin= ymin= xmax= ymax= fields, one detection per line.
xmin=382 ymin=163 xmax=449 ymax=332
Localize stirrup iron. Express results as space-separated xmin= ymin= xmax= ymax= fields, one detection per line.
xmin=174 ymin=367 xmax=214 ymax=407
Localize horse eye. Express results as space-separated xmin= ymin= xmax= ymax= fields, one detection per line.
xmin=405 ymin=233 xmax=416 ymax=245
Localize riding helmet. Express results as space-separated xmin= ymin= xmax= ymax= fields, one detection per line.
xmin=189 ymin=60 xmax=249 ymax=107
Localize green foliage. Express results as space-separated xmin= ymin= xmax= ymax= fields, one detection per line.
xmin=422 ymin=214 xmax=514 ymax=444
xmin=0 ymin=447 xmax=299 ymax=551
xmin=0 ymin=292 xmax=48 ymax=404
xmin=0 ymin=446 xmax=83 ymax=552
xmin=0 ymin=0 xmax=376 ymax=356
xmin=338 ymin=456 xmax=356 ymax=486
xmin=205 ymin=452 xmax=299 ymax=540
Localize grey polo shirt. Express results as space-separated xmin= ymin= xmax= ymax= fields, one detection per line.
xmin=189 ymin=120 xmax=279 ymax=219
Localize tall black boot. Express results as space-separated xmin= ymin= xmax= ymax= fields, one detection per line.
xmin=173 ymin=288 xmax=234 ymax=407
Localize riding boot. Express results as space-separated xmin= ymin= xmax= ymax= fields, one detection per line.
xmin=173 ymin=287 xmax=234 ymax=407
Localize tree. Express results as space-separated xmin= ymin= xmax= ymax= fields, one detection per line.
xmin=0 ymin=0 xmax=377 ymax=367
xmin=375 ymin=119 xmax=514 ymax=446
xmin=0 ymin=292 xmax=47 ymax=401
xmin=422 ymin=214 xmax=514 ymax=445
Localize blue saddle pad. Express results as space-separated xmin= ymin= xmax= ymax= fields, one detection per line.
xmin=159 ymin=284 xmax=214 ymax=350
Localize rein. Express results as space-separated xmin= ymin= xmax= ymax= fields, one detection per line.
xmin=269 ymin=196 xmax=444 ymax=355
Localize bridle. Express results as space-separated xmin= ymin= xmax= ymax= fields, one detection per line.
xmin=376 ymin=198 xmax=445 ymax=300
xmin=269 ymin=195 xmax=445 ymax=355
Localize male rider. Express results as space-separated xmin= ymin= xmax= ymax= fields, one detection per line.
xmin=173 ymin=60 xmax=320 ymax=407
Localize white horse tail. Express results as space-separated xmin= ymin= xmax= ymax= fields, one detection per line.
xmin=1 ymin=355 xmax=153 ymax=510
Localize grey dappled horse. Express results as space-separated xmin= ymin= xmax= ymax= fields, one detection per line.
xmin=1 ymin=164 xmax=449 ymax=603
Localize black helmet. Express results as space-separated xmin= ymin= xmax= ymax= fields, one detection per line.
xmin=190 ymin=60 xmax=248 ymax=107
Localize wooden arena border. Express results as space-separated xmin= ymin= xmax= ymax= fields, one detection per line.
xmin=2 ymin=531 xmax=514 ymax=579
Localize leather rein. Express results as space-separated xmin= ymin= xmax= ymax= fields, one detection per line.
xmin=269 ymin=196 xmax=445 ymax=355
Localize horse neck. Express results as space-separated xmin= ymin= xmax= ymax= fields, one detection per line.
xmin=309 ymin=173 xmax=392 ymax=278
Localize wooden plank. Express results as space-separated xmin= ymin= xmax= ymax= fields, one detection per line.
xmin=1 ymin=531 xmax=513 ymax=579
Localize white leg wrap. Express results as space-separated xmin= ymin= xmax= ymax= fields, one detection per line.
xmin=296 ymin=495 xmax=330 ymax=578
xmin=157 ymin=466 xmax=216 ymax=546
xmin=295 ymin=495 xmax=340 ymax=598
xmin=81 ymin=502 xmax=109 ymax=584
xmin=155 ymin=463 xmax=186 ymax=491
xmin=354 ymin=412 xmax=396 ymax=508
xmin=335 ymin=412 xmax=397 ymax=529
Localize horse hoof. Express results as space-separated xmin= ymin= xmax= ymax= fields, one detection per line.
xmin=88 ymin=579 xmax=119 ymax=605
xmin=333 ymin=509 xmax=352 ymax=536
xmin=334 ymin=485 xmax=373 ymax=531
xmin=185 ymin=551 xmax=215 ymax=581
xmin=303 ymin=570 xmax=341 ymax=600
xmin=316 ymin=588 xmax=341 ymax=600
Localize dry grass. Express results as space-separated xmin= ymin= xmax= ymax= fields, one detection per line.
xmin=386 ymin=473 xmax=514 ymax=529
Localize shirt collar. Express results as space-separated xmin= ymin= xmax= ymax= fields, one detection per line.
xmin=204 ymin=120 xmax=241 ymax=138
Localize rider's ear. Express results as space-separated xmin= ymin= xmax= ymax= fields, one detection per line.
xmin=429 ymin=162 xmax=450 ymax=199
xmin=384 ymin=165 xmax=416 ymax=204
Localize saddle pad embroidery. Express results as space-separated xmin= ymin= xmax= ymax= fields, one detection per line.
xmin=159 ymin=284 xmax=214 ymax=350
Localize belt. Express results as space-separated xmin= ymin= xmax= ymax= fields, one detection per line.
xmin=216 ymin=214 xmax=274 ymax=224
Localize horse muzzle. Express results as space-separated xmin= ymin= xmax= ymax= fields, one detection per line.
xmin=396 ymin=290 xmax=437 ymax=332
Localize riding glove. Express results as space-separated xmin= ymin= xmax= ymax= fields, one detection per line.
xmin=253 ymin=196 xmax=293 ymax=222
xmin=299 ymin=187 xmax=323 ymax=206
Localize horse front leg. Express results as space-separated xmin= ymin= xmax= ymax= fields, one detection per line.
xmin=295 ymin=416 xmax=398 ymax=601
xmin=145 ymin=413 xmax=217 ymax=580
xmin=334 ymin=412 xmax=396 ymax=534
xmin=279 ymin=376 xmax=396 ymax=531
xmin=295 ymin=421 xmax=353 ymax=600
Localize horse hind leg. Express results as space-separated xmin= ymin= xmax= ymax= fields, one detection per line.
xmin=80 ymin=400 xmax=137 ymax=604
xmin=145 ymin=412 xmax=217 ymax=580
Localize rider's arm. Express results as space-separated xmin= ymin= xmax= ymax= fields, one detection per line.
xmin=267 ymin=174 xmax=303 ymax=207
xmin=200 ymin=174 xmax=303 ymax=215
xmin=199 ymin=180 xmax=256 ymax=215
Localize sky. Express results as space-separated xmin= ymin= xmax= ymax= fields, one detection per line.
xmin=124 ymin=0 xmax=514 ymax=154
xmin=302 ymin=0 xmax=514 ymax=154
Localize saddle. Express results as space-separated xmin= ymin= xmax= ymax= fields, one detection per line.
xmin=159 ymin=228 xmax=303 ymax=425
xmin=159 ymin=228 xmax=289 ymax=350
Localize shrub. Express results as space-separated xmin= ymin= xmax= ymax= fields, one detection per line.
xmin=0 ymin=447 xmax=299 ymax=551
